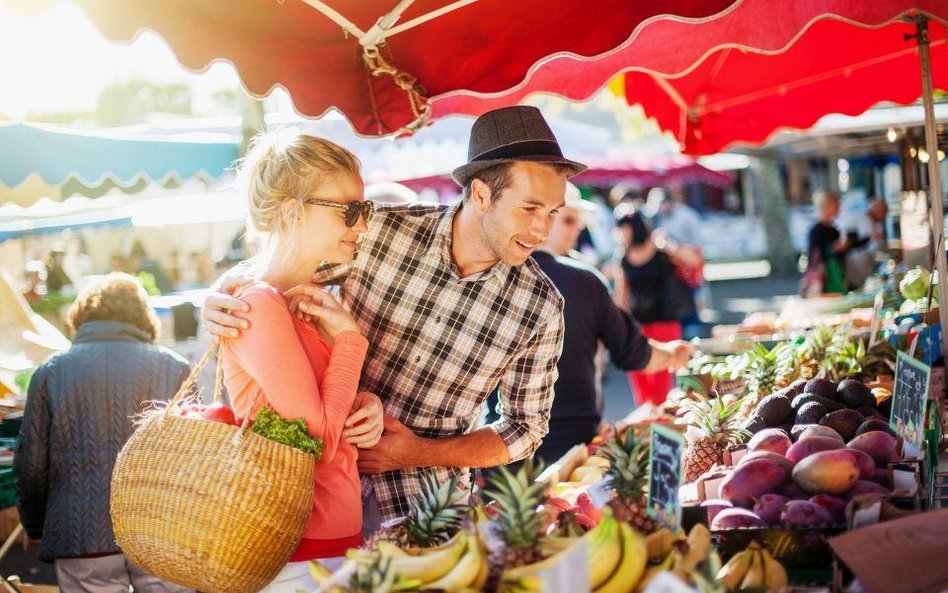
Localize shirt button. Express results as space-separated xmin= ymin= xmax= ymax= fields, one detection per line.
xmin=415 ymin=356 xmax=421 ymax=363
xmin=436 ymin=316 xmax=442 ymax=323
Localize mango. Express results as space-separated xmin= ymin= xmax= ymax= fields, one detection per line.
xmin=748 ymin=428 xmax=792 ymax=455
xmin=792 ymin=424 xmax=843 ymax=442
xmin=785 ymin=436 xmax=844 ymax=464
xmin=753 ymin=494 xmax=789 ymax=526
xmin=845 ymin=480 xmax=891 ymax=499
xmin=738 ymin=451 xmax=795 ymax=481
xmin=792 ymin=449 xmax=859 ymax=495
xmin=720 ymin=458 xmax=787 ymax=507
xmin=846 ymin=448 xmax=876 ymax=480
xmin=847 ymin=431 xmax=900 ymax=466
xmin=710 ymin=507 xmax=767 ymax=530
xmin=780 ymin=500 xmax=835 ymax=527
xmin=809 ymin=494 xmax=848 ymax=523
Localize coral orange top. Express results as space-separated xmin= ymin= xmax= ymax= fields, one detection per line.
xmin=221 ymin=283 xmax=367 ymax=559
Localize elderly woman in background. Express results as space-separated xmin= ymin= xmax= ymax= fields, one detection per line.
xmin=14 ymin=273 xmax=193 ymax=593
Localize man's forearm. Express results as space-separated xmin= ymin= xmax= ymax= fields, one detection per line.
xmin=413 ymin=427 xmax=511 ymax=469
xmin=642 ymin=342 xmax=670 ymax=373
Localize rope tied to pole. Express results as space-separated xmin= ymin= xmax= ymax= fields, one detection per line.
xmin=362 ymin=44 xmax=431 ymax=135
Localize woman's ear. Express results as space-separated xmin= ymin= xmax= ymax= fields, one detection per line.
xmin=280 ymin=199 xmax=301 ymax=224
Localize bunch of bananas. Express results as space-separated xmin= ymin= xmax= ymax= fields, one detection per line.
xmin=636 ymin=525 xmax=723 ymax=592
xmin=500 ymin=511 xmax=647 ymax=593
xmin=310 ymin=528 xmax=487 ymax=593
xmin=716 ymin=541 xmax=788 ymax=593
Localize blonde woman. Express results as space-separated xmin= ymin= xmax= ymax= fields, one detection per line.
xmin=220 ymin=130 xmax=381 ymax=590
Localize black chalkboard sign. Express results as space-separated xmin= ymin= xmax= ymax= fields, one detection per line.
xmin=890 ymin=351 xmax=931 ymax=458
xmin=648 ymin=424 xmax=685 ymax=529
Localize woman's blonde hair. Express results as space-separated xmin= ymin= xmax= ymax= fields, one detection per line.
xmin=236 ymin=128 xmax=361 ymax=243
xmin=66 ymin=273 xmax=160 ymax=342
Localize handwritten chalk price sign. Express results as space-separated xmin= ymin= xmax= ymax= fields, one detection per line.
xmin=890 ymin=352 xmax=931 ymax=458
xmin=647 ymin=424 xmax=685 ymax=529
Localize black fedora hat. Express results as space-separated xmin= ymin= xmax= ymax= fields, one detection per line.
xmin=452 ymin=106 xmax=587 ymax=186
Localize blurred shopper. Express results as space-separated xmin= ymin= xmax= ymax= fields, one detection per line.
xmin=844 ymin=197 xmax=888 ymax=289
xmin=44 ymin=245 xmax=74 ymax=293
xmin=614 ymin=209 xmax=697 ymax=406
xmin=530 ymin=185 xmax=693 ymax=462
xmin=802 ymin=190 xmax=848 ymax=295
xmin=656 ymin=192 xmax=702 ymax=245
xmin=127 ymin=241 xmax=174 ymax=294
xmin=15 ymin=273 xmax=193 ymax=593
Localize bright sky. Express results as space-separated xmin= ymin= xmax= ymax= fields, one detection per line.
xmin=0 ymin=2 xmax=242 ymax=119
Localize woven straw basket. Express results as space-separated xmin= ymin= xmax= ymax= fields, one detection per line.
xmin=111 ymin=345 xmax=316 ymax=593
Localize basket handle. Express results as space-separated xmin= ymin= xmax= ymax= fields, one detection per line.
xmin=165 ymin=341 xmax=262 ymax=435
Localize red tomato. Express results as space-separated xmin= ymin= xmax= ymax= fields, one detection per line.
xmin=202 ymin=403 xmax=237 ymax=425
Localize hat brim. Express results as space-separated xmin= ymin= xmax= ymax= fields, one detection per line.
xmin=451 ymin=155 xmax=587 ymax=186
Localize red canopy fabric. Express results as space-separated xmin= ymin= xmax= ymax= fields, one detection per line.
xmin=430 ymin=0 xmax=947 ymax=119
xmin=398 ymin=156 xmax=734 ymax=194
xmin=624 ymin=17 xmax=948 ymax=154
xmin=66 ymin=0 xmax=735 ymax=136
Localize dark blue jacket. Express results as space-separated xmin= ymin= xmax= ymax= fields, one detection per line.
xmin=531 ymin=252 xmax=651 ymax=461
xmin=14 ymin=321 xmax=189 ymax=561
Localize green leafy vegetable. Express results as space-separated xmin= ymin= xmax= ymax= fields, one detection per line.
xmin=250 ymin=407 xmax=324 ymax=459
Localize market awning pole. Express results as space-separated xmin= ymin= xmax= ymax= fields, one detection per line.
xmin=915 ymin=14 xmax=948 ymax=359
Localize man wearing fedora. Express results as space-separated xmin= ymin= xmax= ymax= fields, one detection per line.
xmin=203 ymin=106 xmax=584 ymax=530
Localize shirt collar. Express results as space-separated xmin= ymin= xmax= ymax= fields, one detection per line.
xmin=434 ymin=201 xmax=512 ymax=284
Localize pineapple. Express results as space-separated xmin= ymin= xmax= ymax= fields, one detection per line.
xmin=797 ymin=325 xmax=834 ymax=379
xmin=483 ymin=459 xmax=549 ymax=581
xmin=602 ymin=430 xmax=660 ymax=534
xmin=737 ymin=343 xmax=782 ymax=418
xmin=365 ymin=472 xmax=467 ymax=551
xmin=681 ymin=396 xmax=748 ymax=483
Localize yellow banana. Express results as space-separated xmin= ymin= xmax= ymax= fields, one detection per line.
xmin=313 ymin=559 xmax=357 ymax=593
xmin=716 ymin=548 xmax=755 ymax=590
xmin=404 ymin=530 xmax=465 ymax=556
xmin=384 ymin=532 xmax=467 ymax=583
xmin=739 ymin=549 xmax=766 ymax=590
xmin=594 ymin=522 xmax=647 ymax=593
xmin=762 ymin=549 xmax=789 ymax=593
xmin=423 ymin=532 xmax=483 ymax=592
xmin=588 ymin=514 xmax=623 ymax=590
xmin=308 ymin=560 xmax=333 ymax=585
xmin=377 ymin=541 xmax=411 ymax=558
xmin=346 ymin=547 xmax=380 ymax=561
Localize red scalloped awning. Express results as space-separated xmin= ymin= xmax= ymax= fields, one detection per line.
xmin=623 ymin=16 xmax=948 ymax=154
xmin=65 ymin=0 xmax=735 ymax=136
xmin=430 ymin=0 xmax=948 ymax=119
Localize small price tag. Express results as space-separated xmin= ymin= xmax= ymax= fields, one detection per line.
xmin=890 ymin=352 xmax=932 ymax=458
xmin=647 ymin=424 xmax=685 ymax=529
xmin=586 ymin=476 xmax=614 ymax=509
xmin=868 ymin=291 xmax=884 ymax=348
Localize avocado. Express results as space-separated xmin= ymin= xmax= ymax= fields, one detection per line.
xmin=837 ymin=379 xmax=874 ymax=408
xmin=877 ymin=395 xmax=893 ymax=419
xmin=753 ymin=394 xmax=793 ymax=427
xmin=796 ymin=401 xmax=828 ymax=425
xmin=792 ymin=392 xmax=842 ymax=413
xmin=804 ymin=378 xmax=838 ymax=399
xmin=856 ymin=406 xmax=883 ymax=418
xmin=819 ymin=409 xmax=864 ymax=440
xmin=741 ymin=414 xmax=766 ymax=434
xmin=855 ymin=417 xmax=896 ymax=437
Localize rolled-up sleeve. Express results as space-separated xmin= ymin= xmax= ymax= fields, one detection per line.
xmin=489 ymin=308 xmax=565 ymax=462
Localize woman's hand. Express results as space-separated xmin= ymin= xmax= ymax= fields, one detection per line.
xmin=344 ymin=392 xmax=384 ymax=448
xmin=285 ymin=283 xmax=360 ymax=337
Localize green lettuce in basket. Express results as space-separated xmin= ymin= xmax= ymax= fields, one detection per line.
xmin=250 ymin=407 xmax=324 ymax=460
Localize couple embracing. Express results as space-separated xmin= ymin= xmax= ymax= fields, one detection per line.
xmin=210 ymin=106 xmax=585 ymax=591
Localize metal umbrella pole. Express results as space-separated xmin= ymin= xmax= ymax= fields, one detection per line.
xmin=915 ymin=14 xmax=948 ymax=359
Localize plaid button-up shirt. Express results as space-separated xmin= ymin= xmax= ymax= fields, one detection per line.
xmin=312 ymin=201 xmax=565 ymax=520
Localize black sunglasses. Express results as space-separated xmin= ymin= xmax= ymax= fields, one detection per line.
xmin=304 ymin=198 xmax=375 ymax=227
